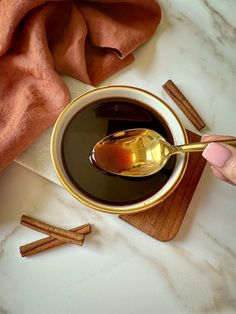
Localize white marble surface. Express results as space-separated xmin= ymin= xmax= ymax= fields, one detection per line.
xmin=0 ymin=162 xmax=236 ymax=314
xmin=1 ymin=0 xmax=236 ymax=313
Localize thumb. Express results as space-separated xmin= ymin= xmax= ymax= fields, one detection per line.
xmin=202 ymin=142 xmax=236 ymax=185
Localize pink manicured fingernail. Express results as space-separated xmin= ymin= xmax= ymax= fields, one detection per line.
xmin=202 ymin=143 xmax=231 ymax=167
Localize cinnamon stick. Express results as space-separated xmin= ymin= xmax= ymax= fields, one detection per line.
xmin=20 ymin=215 xmax=84 ymax=246
xmin=20 ymin=223 xmax=91 ymax=257
xmin=162 ymin=79 xmax=206 ymax=131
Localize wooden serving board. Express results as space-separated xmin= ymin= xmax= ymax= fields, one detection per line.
xmin=119 ymin=130 xmax=206 ymax=241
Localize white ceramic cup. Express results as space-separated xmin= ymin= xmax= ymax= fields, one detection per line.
xmin=51 ymin=85 xmax=188 ymax=214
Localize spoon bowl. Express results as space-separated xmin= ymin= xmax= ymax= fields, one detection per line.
xmin=92 ymin=129 xmax=175 ymax=177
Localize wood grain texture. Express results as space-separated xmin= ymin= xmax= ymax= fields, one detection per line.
xmin=119 ymin=130 xmax=206 ymax=241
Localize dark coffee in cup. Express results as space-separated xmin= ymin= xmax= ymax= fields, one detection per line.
xmin=61 ymin=98 xmax=176 ymax=205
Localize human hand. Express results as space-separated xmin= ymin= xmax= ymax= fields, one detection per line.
xmin=201 ymin=135 xmax=236 ymax=185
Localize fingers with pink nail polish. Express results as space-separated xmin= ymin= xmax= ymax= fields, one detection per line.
xmin=202 ymin=143 xmax=231 ymax=167
xmin=202 ymin=138 xmax=236 ymax=185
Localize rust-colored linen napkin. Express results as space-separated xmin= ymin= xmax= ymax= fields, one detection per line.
xmin=0 ymin=0 xmax=161 ymax=171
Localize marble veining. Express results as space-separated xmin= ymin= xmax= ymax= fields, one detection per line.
xmin=0 ymin=225 xmax=20 ymax=259
xmin=202 ymin=0 xmax=236 ymax=44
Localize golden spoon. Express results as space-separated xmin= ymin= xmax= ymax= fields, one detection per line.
xmin=92 ymin=129 xmax=236 ymax=177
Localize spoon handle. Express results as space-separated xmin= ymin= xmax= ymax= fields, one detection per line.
xmin=175 ymin=139 xmax=236 ymax=153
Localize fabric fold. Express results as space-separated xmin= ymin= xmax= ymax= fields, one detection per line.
xmin=0 ymin=0 xmax=161 ymax=171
